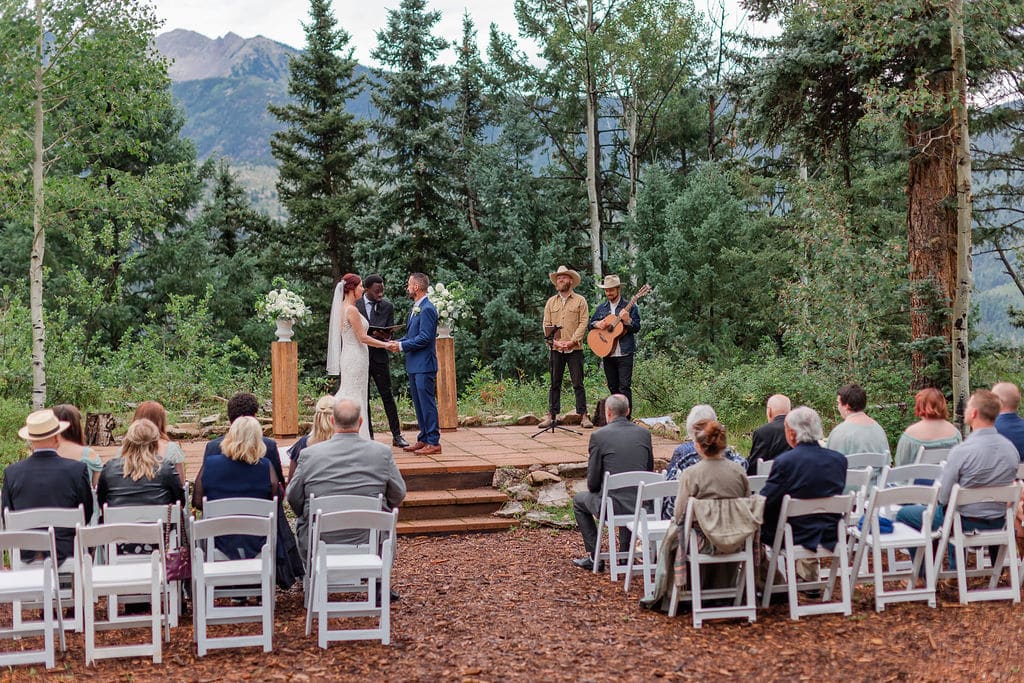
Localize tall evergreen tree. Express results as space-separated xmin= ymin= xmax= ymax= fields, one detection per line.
xmin=364 ymin=0 xmax=457 ymax=277
xmin=268 ymin=0 xmax=368 ymax=289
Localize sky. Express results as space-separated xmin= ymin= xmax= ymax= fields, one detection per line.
xmin=150 ymin=0 xmax=776 ymax=66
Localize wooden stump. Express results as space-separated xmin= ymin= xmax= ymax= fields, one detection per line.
xmin=84 ymin=413 xmax=115 ymax=446
xmin=271 ymin=341 xmax=299 ymax=437
xmin=437 ymin=336 xmax=457 ymax=431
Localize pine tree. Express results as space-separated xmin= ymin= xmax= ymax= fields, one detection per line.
xmin=365 ymin=0 xmax=457 ymax=277
xmin=268 ymin=0 xmax=368 ymax=288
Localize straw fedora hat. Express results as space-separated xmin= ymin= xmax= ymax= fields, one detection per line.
xmin=597 ymin=274 xmax=622 ymax=289
xmin=18 ymin=409 xmax=71 ymax=441
xmin=549 ymin=265 xmax=581 ymax=288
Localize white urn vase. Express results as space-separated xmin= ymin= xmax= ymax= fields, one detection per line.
xmin=437 ymin=323 xmax=452 ymax=338
xmin=275 ymin=317 xmax=295 ymax=342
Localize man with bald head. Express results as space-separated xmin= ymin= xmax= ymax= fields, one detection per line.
xmin=747 ymin=394 xmax=792 ymax=475
xmin=992 ymin=382 xmax=1024 ymax=461
xmin=286 ymin=398 xmax=407 ymax=563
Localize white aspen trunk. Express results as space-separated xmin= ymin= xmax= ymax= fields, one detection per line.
xmin=30 ymin=0 xmax=47 ymax=410
xmin=585 ymin=0 xmax=602 ymax=279
xmin=949 ymin=0 xmax=972 ymax=433
xmin=626 ymin=99 xmax=638 ymax=218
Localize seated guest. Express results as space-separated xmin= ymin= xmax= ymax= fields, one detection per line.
xmin=673 ymin=420 xmax=750 ymax=525
xmin=897 ymin=390 xmax=1018 ymax=539
xmin=287 ymin=395 xmax=336 ymax=481
xmin=204 ymin=392 xmax=285 ymax=484
xmin=992 ymin=382 xmax=1024 ymax=461
xmin=97 ymin=419 xmax=186 ymax=511
xmin=287 ymin=399 xmax=406 ymax=564
xmin=826 ymin=383 xmax=889 ymax=456
xmin=893 ymin=388 xmax=961 ymax=467
xmin=2 ymin=410 xmax=94 ymax=562
xmin=572 ymin=394 xmax=654 ymax=571
xmin=52 ymin=403 xmax=103 ymax=486
xmin=663 ymin=404 xmax=746 ymax=520
xmin=747 ymin=394 xmax=791 ymax=475
xmin=133 ymin=400 xmax=186 ymax=483
xmin=760 ymin=407 xmax=847 ymax=551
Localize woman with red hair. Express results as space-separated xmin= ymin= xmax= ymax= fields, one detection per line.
xmin=893 ymin=388 xmax=962 ymax=466
xmin=325 ymin=273 xmax=390 ymax=439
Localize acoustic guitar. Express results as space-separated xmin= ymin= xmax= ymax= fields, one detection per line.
xmin=586 ymin=284 xmax=652 ymax=358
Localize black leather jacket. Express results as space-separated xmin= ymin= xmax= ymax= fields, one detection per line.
xmin=96 ymin=457 xmax=186 ymax=513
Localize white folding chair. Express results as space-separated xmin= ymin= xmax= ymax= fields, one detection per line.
xmin=845 ymin=452 xmax=889 ymax=470
xmin=305 ymin=509 xmax=398 ymax=647
xmin=4 ymin=505 xmax=86 ymax=632
xmin=190 ymin=514 xmax=275 ymax=656
xmin=934 ymin=483 xmax=1021 ymax=604
xmin=748 ymin=475 xmax=768 ymax=495
xmin=77 ymin=522 xmax=167 ymax=665
xmin=302 ymin=493 xmax=384 ymax=604
xmin=623 ymin=480 xmax=676 ymax=597
xmin=849 ymin=486 xmax=938 ymax=611
xmin=102 ymin=503 xmax=184 ymax=628
xmin=592 ymin=471 xmax=665 ymax=581
xmin=668 ymin=497 xmax=757 ymax=627
xmin=755 ymin=459 xmax=773 ymax=476
xmin=878 ymin=464 xmax=944 ymax=488
xmin=915 ymin=446 xmax=952 ymax=465
xmin=201 ymin=496 xmax=278 ymax=603
xmin=761 ymin=494 xmax=854 ymax=620
xmin=844 ymin=467 xmax=872 ymax=522
xmin=0 ymin=529 xmax=66 ymax=668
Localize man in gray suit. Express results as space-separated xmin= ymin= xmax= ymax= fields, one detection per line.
xmin=287 ymin=398 xmax=407 ymax=564
xmin=572 ymin=394 xmax=654 ymax=570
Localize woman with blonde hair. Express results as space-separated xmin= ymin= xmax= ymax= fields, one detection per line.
xmin=133 ymin=400 xmax=186 ymax=483
xmin=97 ymin=419 xmax=185 ymax=510
xmin=287 ymin=395 xmax=336 ymax=480
xmin=52 ymin=404 xmax=102 ymax=485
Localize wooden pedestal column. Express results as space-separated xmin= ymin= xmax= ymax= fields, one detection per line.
xmin=271 ymin=341 xmax=299 ymax=437
xmin=436 ymin=336 xmax=458 ymax=431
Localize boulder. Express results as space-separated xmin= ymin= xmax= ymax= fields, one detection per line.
xmin=525 ymin=510 xmax=576 ymax=529
xmin=515 ymin=413 xmax=541 ymax=426
xmin=505 ymin=484 xmax=536 ymax=503
xmin=168 ymin=423 xmax=202 ymax=440
xmin=536 ymin=482 xmax=571 ymax=507
xmin=200 ymin=414 xmax=220 ymax=426
xmin=569 ymin=479 xmax=589 ymax=496
xmin=557 ymin=463 xmax=589 ymax=479
xmin=495 ymin=501 xmax=525 ymax=518
xmin=201 ymin=425 xmax=228 ymax=438
xmin=491 ymin=467 xmax=522 ymax=490
xmin=526 ymin=470 xmax=561 ymax=485
xmin=262 ymin=423 xmax=274 ymax=437
xmin=459 ymin=414 xmax=484 ymax=428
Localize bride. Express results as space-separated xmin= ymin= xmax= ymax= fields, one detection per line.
xmin=326 ymin=273 xmax=390 ymax=439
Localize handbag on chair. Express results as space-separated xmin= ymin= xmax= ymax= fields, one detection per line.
xmin=164 ymin=505 xmax=191 ymax=581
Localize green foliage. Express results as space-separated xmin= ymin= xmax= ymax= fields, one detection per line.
xmin=0 ymin=396 xmax=29 ymax=470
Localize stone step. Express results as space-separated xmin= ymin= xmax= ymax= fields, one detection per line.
xmin=399 ymin=488 xmax=508 ymax=521
xmin=397 ymin=514 xmax=519 ymax=535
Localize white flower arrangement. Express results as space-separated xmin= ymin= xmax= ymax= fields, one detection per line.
xmin=256 ymin=279 xmax=310 ymax=322
xmin=427 ymin=281 xmax=468 ymax=330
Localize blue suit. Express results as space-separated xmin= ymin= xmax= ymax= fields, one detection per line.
xmin=995 ymin=412 xmax=1024 ymax=461
xmin=399 ymin=297 xmax=440 ymax=445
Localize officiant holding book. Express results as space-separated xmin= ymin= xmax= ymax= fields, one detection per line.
xmin=355 ymin=274 xmax=409 ymax=448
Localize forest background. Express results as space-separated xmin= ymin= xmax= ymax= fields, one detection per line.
xmin=1 ymin=0 xmax=1024 ymax=464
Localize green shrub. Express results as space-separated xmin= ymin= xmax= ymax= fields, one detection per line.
xmin=0 ymin=396 xmax=29 ymax=469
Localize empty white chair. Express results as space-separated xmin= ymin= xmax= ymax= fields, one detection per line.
xmin=755 ymin=458 xmax=773 ymax=476
xmin=748 ymin=475 xmax=768 ymax=495
xmin=4 ymin=505 xmax=86 ymax=632
xmin=762 ymin=494 xmax=854 ymax=620
xmin=302 ymin=493 xmax=384 ymax=603
xmin=878 ymin=464 xmax=944 ymax=488
xmin=915 ymin=445 xmax=952 ymax=465
xmin=0 ymin=529 xmax=66 ymax=668
xmin=669 ymin=497 xmax=758 ymax=627
xmin=934 ymin=483 xmax=1021 ymax=604
xmin=623 ymin=480 xmax=676 ymax=597
xmin=102 ymin=503 xmax=184 ymax=628
xmin=592 ymin=471 xmax=665 ymax=581
xmin=77 ymin=522 xmax=167 ymax=665
xmin=845 ymin=467 xmax=872 ymax=521
xmin=849 ymin=486 xmax=938 ymax=611
xmin=200 ymin=496 xmax=278 ymax=604
xmin=305 ymin=509 xmax=398 ymax=647
xmin=190 ymin=514 xmax=275 ymax=656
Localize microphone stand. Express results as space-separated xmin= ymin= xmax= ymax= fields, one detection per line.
xmin=532 ymin=325 xmax=582 ymax=438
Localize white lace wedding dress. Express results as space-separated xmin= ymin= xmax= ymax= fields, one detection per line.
xmin=334 ymin=306 xmax=371 ymax=439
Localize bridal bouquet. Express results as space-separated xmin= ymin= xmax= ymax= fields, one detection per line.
xmin=427 ymin=281 xmax=467 ymax=330
xmin=256 ymin=279 xmax=311 ymax=322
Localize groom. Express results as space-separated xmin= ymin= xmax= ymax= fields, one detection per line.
xmin=387 ymin=272 xmax=441 ymax=455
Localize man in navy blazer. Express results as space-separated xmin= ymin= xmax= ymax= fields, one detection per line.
xmin=389 ymin=272 xmax=441 ymax=454
xmin=992 ymin=382 xmax=1024 ymax=460
xmin=587 ymin=274 xmax=641 ymax=414
xmin=759 ymin=406 xmax=847 ymax=552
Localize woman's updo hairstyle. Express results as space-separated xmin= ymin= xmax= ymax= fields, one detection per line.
xmin=341 ymin=273 xmax=361 ymax=295
xmin=694 ymin=419 xmax=727 ymax=457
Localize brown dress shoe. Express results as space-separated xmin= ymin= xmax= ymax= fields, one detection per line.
xmin=414 ymin=444 xmax=442 ymax=455
xmin=403 ymin=441 xmax=427 ymax=453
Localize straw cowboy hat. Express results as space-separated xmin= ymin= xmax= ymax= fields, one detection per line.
xmin=597 ymin=274 xmax=622 ymax=289
xmin=18 ymin=409 xmax=71 ymax=441
xmin=549 ymin=265 xmax=581 ymax=288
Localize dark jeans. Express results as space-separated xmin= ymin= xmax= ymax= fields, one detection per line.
xmin=602 ymin=354 xmax=634 ymax=412
xmin=896 ymin=504 xmax=1006 ymax=570
xmin=549 ymin=350 xmax=586 ymax=417
xmin=367 ymin=355 xmax=402 ymax=439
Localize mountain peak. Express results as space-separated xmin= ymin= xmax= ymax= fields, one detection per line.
xmin=155 ymin=29 xmax=299 ymax=82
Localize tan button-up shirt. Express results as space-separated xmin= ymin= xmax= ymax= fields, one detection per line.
xmin=543 ymin=291 xmax=589 ymax=352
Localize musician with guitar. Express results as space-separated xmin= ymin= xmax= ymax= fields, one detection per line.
xmin=587 ymin=275 xmax=651 ymax=415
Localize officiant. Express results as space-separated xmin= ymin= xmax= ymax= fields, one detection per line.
xmin=356 ymin=274 xmax=409 ymax=448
